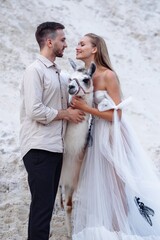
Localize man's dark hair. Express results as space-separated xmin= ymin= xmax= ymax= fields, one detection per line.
xmin=35 ymin=21 xmax=65 ymax=49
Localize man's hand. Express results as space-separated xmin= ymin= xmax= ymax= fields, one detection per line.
xmin=67 ymin=107 xmax=85 ymax=123
xmin=55 ymin=107 xmax=85 ymax=123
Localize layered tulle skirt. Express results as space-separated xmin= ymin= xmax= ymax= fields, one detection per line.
xmin=72 ymin=105 xmax=160 ymax=240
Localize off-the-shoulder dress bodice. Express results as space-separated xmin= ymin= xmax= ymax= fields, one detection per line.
xmin=94 ymin=90 xmax=109 ymax=105
xmin=94 ymin=90 xmax=132 ymax=112
xmin=94 ymin=90 xmax=117 ymax=112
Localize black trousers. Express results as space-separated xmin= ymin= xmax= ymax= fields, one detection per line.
xmin=23 ymin=149 xmax=63 ymax=240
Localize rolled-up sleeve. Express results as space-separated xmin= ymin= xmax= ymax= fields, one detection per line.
xmin=23 ymin=66 xmax=58 ymax=124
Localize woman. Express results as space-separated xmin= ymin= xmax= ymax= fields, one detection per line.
xmin=71 ymin=33 xmax=160 ymax=240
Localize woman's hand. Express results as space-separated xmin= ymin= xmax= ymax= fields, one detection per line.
xmin=70 ymin=96 xmax=89 ymax=112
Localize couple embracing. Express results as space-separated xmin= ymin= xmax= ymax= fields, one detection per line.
xmin=20 ymin=21 xmax=160 ymax=240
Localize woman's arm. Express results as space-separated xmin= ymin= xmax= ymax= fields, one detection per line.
xmin=71 ymin=98 xmax=116 ymax=121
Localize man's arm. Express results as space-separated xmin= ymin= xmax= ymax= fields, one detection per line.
xmin=23 ymin=66 xmax=59 ymax=124
xmin=23 ymin=66 xmax=85 ymax=124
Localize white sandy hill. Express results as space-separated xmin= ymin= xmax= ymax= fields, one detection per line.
xmin=0 ymin=0 xmax=160 ymax=239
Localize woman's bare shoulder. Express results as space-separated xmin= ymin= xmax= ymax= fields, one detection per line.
xmin=103 ymin=69 xmax=119 ymax=87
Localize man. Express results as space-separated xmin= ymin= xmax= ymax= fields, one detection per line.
xmin=20 ymin=22 xmax=84 ymax=240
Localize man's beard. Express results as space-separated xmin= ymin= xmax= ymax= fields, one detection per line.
xmin=55 ymin=49 xmax=64 ymax=58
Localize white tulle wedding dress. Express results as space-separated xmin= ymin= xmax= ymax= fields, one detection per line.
xmin=72 ymin=90 xmax=160 ymax=240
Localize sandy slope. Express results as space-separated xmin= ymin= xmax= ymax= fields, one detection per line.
xmin=0 ymin=0 xmax=160 ymax=239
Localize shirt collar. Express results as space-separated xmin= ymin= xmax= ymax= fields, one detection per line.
xmin=37 ymin=54 xmax=61 ymax=73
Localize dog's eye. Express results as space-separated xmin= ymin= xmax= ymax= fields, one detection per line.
xmin=68 ymin=78 xmax=72 ymax=82
xmin=83 ymin=78 xmax=90 ymax=84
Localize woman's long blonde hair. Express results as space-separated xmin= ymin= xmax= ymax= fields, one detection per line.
xmin=85 ymin=33 xmax=120 ymax=85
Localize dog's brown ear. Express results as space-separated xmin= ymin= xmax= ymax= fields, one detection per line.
xmin=68 ymin=58 xmax=77 ymax=71
xmin=88 ymin=62 xmax=96 ymax=77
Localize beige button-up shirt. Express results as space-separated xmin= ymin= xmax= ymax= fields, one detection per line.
xmin=20 ymin=55 xmax=69 ymax=158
